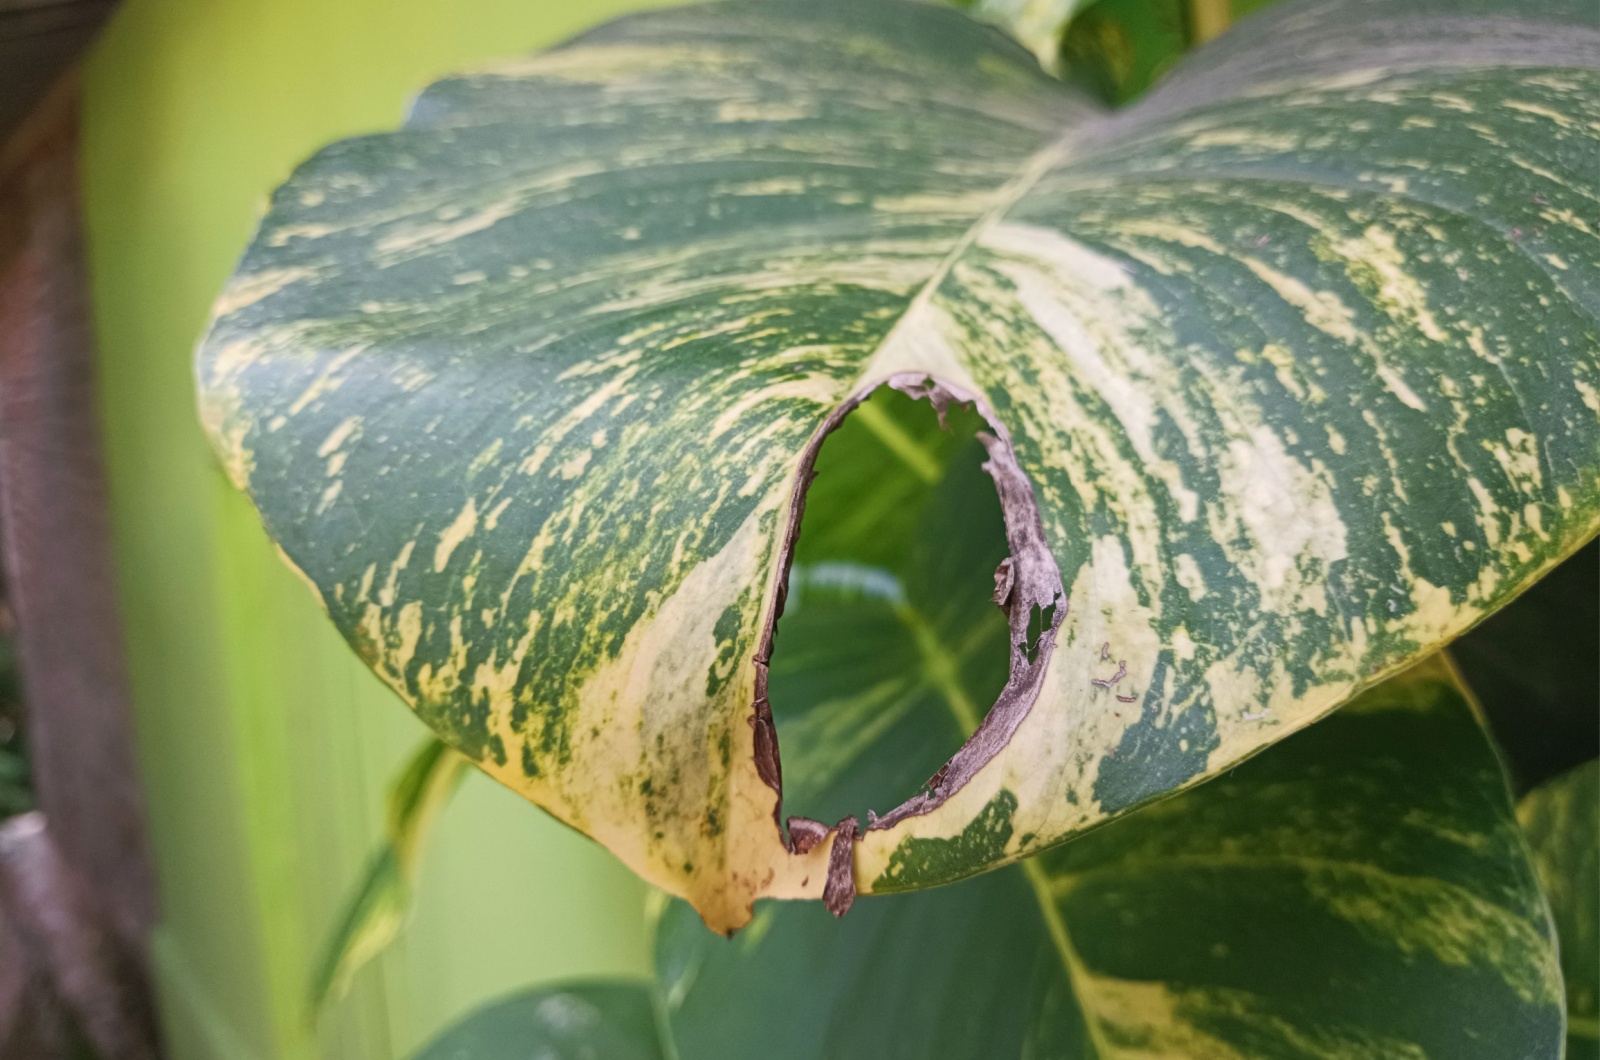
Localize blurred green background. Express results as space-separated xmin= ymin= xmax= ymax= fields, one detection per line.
xmin=80 ymin=1 xmax=676 ymax=1058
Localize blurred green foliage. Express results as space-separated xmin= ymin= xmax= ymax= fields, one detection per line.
xmin=0 ymin=597 xmax=31 ymax=820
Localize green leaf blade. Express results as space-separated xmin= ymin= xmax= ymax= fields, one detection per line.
xmin=197 ymin=0 xmax=1600 ymax=927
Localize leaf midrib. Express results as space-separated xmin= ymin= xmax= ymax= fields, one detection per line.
xmin=857 ymin=122 xmax=1077 ymax=381
xmin=902 ymin=599 xmax=1113 ymax=1057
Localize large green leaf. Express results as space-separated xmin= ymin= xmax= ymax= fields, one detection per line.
xmin=1519 ymin=759 xmax=1599 ymax=1058
xmin=196 ymin=0 xmax=1600 ymax=929
xmin=659 ymin=654 xmax=1565 ymax=1057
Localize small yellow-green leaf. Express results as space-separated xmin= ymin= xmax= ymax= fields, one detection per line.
xmin=310 ymin=738 xmax=467 ymax=1013
xmin=386 ymin=736 xmax=470 ymax=867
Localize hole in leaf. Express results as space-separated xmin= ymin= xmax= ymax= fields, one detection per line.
xmin=1024 ymin=601 xmax=1057 ymax=666
xmin=1061 ymin=0 xmax=1186 ymax=105
xmin=767 ymin=386 xmax=1014 ymax=835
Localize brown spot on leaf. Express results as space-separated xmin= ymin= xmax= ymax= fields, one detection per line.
xmin=1092 ymin=660 xmax=1128 ymax=689
xmin=993 ymin=557 xmax=1015 ymax=611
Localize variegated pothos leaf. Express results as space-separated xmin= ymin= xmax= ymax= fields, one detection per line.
xmin=196 ymin=0 xmax=1600 ymax=930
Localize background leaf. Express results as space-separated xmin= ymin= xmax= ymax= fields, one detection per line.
xmin=1060 ymin=0 xmax=1192 ymax=101
xmin=1453 ymin=541 xmax=1599 ymax=794
xmin=774 ymin=389 xmax=1011 ymax=829
xmin=656 ymin=428 xmax=1563 ymax=1056
xmin=408 ymin=980 xmax=664 ymax=1060
xmin=1519 ymin=759 xmax=1599 ymax=1059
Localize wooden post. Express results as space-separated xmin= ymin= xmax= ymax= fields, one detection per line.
xmin=0 ymin=78 xmax=161 ymax=1058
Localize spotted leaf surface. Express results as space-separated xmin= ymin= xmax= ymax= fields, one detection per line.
xmin=196 ymin=0 xmax=1600 ymax=930
xmin=658 ymin=655 xmax=1565 ymax=1059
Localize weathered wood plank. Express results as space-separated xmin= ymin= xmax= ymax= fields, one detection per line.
xmin=0 ymin=79 xmax=157 ymax=963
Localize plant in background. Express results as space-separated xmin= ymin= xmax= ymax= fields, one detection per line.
xmin=195 ymin=0 xmax=1599 ymax=1054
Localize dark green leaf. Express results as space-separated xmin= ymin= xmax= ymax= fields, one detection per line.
xmin=0 ymin=746 xmax=30 ymax=819
xmin=1061 ymin=0 xmax=1192 ymax=101
xmin=1454 ymin=540 xmax=1599 ymax=794
xmin=409 ymin=981 xmax=664 ymax=1060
